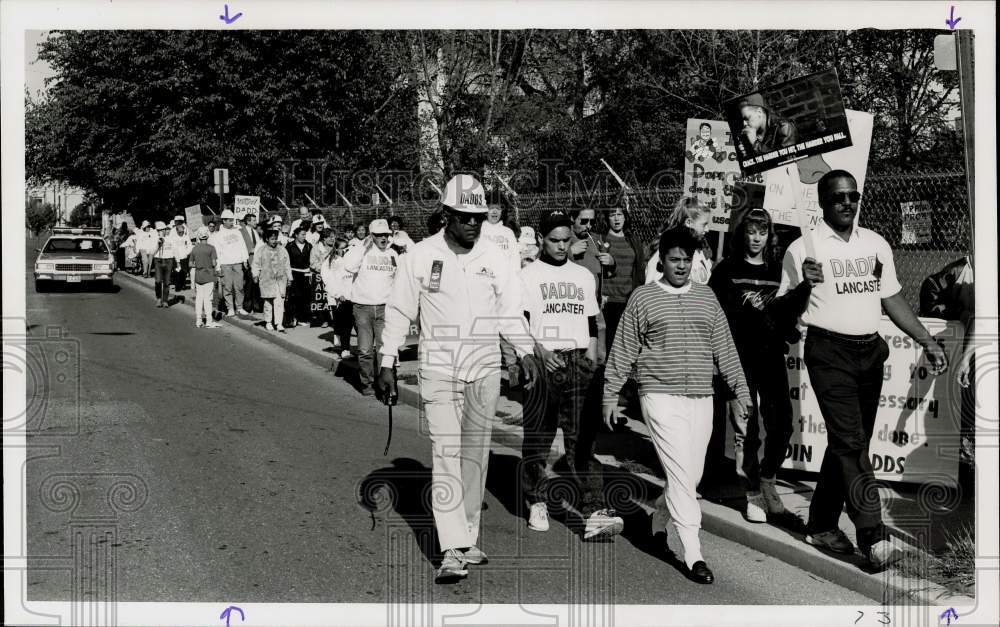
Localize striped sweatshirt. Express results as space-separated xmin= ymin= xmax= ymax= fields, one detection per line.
xmin=603 ymin=280 xmax=751 ymax=406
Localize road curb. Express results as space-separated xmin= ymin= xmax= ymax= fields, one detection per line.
xmin=117 ymin=271 xmax=976 ymax=605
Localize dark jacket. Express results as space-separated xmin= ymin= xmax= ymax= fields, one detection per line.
xmin=285 ymin=240 xmax=313 ymax=271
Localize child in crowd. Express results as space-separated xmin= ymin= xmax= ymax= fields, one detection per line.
xmin=603 ymin=226 xmax=751 ymax=585
xmin=319 ymin=237 xmax=352 ymax=347
xmin=645 ymin=197 xmax=714 ymax=285
xmin=252 ymin=229 xmax=293 ymax=332
xmin=708 ymin=208 xmax=793 ymax=523
xmin=189 ymin=226 xmax=222 ymax=328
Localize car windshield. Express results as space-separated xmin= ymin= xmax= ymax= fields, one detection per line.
xmin=44 ymin=238 xmax=109 ymax=254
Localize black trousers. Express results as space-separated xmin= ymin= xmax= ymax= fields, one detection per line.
xmin=243 ymin=256 xmax=262 ymax=312
xmin=804 ymin=328 xmax=890 ymax=551
xmin=737 ymin=349 xmax=794 ymax=490
xmin=603 ymin=300 xmax=628 ymax=356
xmin=287 ymin=272 xmax=312 ymax=324
xmin=334 ymin=300 xmax=354 ymax=350
xmin=153 ymin=258 xmax=175 ymax=305
xmin=520 ymin=350 xmax=605 ymax=518
xmin=173 ymin=257 xmax=190 ymax=292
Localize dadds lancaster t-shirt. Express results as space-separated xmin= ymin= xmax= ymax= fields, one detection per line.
xmin=520 ymin=259 xmax=599 ymax=351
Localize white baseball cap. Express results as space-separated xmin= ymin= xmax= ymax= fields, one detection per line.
xmin=173 ymin=215 xmax=185 ymax=223
xmin=195 ymin=226 xmax=210 ymax=239
xmin=220 ymin=209 xmax=235 ymax=220
xmin=369 ymin=218 xmax=392 ymax=235
xmin=441 ymin=174 xmax=488 ymax=214
xmin=154 ymin=221 xmax=169 ymax=231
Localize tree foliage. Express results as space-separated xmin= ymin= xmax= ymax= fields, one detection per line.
xmin=25 ymin=201 xmax=57 ymax=234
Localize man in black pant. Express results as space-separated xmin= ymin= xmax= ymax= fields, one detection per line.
xmin=775 ymin=170 xmax=948 ymax=570
xmin=285 ymin=226 xmax=313 ymax=327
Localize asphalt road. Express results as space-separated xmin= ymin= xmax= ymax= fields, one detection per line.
xmin=23 ymin=259 xmax=870 ymax=605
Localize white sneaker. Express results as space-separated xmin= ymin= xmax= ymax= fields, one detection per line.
xmin=759 ymin=477 xmax=788 ymax=515
xmin=527 ymin=502 xmax=549 ymax=531
xmin=745 ymin=493 xmax=767 ymax=523
xmin=867 ymin=538 xmax=902 ymax=571
xmin=239 ymin=309 xmax=251 ymax=315
xmin=276 ymin=325 xmax=286 ymax=333
xmin=225 ymin=312 xmax=237 ymax=318
xmin=340 ymin=349 xmax=352 ymax=359
xmin=206 ymin=322 xmax=222 ymax=329
xmin=434 ymin=548 xmax=468 ymax=583
xmin=195 ymin=323 xmax=204 ymax=328
xmin=583 ymin=509 xmax=624 ymax=539
xmin=266 ymin=323 xmax=276 ymax=331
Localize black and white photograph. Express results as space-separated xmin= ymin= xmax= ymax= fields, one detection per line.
xmin=4 ymin=2 xmax=997 ymax=627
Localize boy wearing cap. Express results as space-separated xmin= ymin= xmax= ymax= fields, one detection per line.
xmin=342 ymin=219 xmax=398 ymax=395
xmin=376 ymin=174 xmax=531 ymax=584
xmin=518 ymin=211 xmax=624 ymax=539
xmin=190 ymin=227 xmax=222 ymax=328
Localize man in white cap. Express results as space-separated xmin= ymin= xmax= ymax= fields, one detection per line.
xmin=376 ymin=174 xmax=531 ymax=584
xmin=341 ymin=218 xmax=398 ymax=395
xmin=137 ymin=220 xmax=158 ymax=278
xmin=152 ymin=221 xmax=185 ymax=308
xmin=209 ymin=208 xmax=249 ymax=317
xmin=170 ymin=215 xmax=193 ymax=292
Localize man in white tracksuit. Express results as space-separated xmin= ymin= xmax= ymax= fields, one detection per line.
xmin=210 ymin=209 xmax=250 ymax=317
xmin=376 ymin=174 xmax=531 ymax=584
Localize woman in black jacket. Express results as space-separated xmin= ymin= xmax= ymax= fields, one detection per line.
xmin=599 ymin=204 xmax=647 ymax=354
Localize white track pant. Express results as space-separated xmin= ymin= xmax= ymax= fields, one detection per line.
xmin=194 ymin=282 xmax=214 ymax=324
xmin=419 ymin=370 xmax=500 ymax=551
xmin=640 ymin=393 xmax=714 ymax=569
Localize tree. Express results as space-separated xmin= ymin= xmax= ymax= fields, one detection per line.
xmin=25 ymin=201 xmax=56 ymax=235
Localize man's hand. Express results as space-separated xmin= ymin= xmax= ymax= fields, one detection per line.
xmin=602 ymin=403 xmax=625 ymax=431
xmin=802 ymin=257 xmax=824 ymax=287
xmin=507 ymin=363 xmax=522 ymax=389
xmin=521 ymin=356 xmax=539 ymax=391
xmin=569 ymin=239 xmax=588 ymax=256
xmin=957 ymin=350 xmax=973 ymax=388
xmin=728 ymin=399 xmax=751 ymax=422
xmin=374 ymin=367 xmax=398 ymax=406
xmin=534 ymin=345 xmax=565 ymax=373
xmin=922 ymin=338 xmax=949 ymax=376
xmin=597 ymin=252 xmax=613 ymax=266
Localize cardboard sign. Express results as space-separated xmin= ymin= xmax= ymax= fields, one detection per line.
xmin=901 ymin=200 xmax=933 ymax=244
xmin=234 ymin=196 xmax=261 ymax=222
xmin=725 ymin=69 xmax=852 ymax=177
xmin=682 ymin=119 xmax=764 ymax=232
xmin=762 ymin=110 xmax=874 ymax=229
xmin=184 ymin=204 xmax=204 ymax=230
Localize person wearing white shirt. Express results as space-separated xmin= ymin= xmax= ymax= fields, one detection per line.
xmin=342 ymin=219 xmax=398 ymax=395
xmin=774 ymin=169 xmax=948 ymax=571
xmin=347 ymin=222 xmax=368 ymax=250
xmin=209 ymin=209 xmax=250 ymax=317
xmin=376 ymin=174 xmax=531 ymax=584
xmin=517 ymin=210 xmax=624 ymax=540
xmin=152 ymin=221 xmax=185 ymax=308
xmin=480 ymin=206 xmax=520 ymax=269
xmin=137 ymin=221 xmax=159 ymax=277
xmin=289 ymin=207 xmax=311 ymax=235
xmin=171 ymin=217 xmax=194 ymax=292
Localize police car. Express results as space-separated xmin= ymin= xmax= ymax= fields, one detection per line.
xmin=34 ymin=227 xmax=116 ymax=292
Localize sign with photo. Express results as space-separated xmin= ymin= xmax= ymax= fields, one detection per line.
xmin=762 ymin=109 xmax=874 ymax=229
xmin=682 ymin=119 xmax=764 ymax=232
xmin=184 ymin=204 xmax=204 ymax=230
xmin=900 ymin=200 xmax=934 ymax=244
xmin=725 ymin=69 xmax=852 ymax=177
xmin=234 ymin=195 xmax=261 ymax=222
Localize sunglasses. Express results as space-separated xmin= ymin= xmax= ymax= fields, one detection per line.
xmin=576 ymin=218 xmax=593 ymax=225
xmin=828 ymin=191 xmax=861 ymax=204
xmin=446 ymin=210 xmax=483 ymax=225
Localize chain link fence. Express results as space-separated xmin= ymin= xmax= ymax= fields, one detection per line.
xmin=259 ymin=168 xmax=971 ymax=310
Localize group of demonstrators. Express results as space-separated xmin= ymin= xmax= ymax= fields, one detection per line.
xmin=111 ymin=170 xmax=951 ymax=586
xmin=368 ymin=171 xmax=949 ymax=586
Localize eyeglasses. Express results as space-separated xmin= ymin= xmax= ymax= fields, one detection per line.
xmin=828 ymin=191 xmax=861 ymax=204
xmin=576 ymin=218 xmax=593 ymax=225
xmin=446 ymin=210 xmax=483 ymax=225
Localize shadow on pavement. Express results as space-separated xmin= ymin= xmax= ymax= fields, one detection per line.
xmin=357 ymin=457 xmax=439 ymax=564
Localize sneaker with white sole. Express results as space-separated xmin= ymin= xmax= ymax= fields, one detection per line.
xmin=805 ymin=528 xmax=854 ymax=555
xmin=340 ymin=349 xmax=352 ymax=358
xmin=759 ymin=477 xmax=788 ymax=515
xmin=462 ymin=546 xmax=488 ymax=565
xmin=435 ymin=549 xmax=468 ymax=583
xmin=866 ymin=538 xmax=902 ymax=571
xmin=583 ymin=509 xmax=624 ymax=539
xmin=527 ymin=502 xmax=549 ymax=531
xmin=206 ymin=322 xmax=222 ymax=329
xmin=745 ymin=493 xmax=767 ymax=523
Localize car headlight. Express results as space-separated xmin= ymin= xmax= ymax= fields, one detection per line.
xmin=36 ymin=263 xmax=54 ymax=272
xmin=94 ymin=263 xmax=112 ymax=272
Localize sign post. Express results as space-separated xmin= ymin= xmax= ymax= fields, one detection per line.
xmin=213 ymin=168 xmax=230 ymax=215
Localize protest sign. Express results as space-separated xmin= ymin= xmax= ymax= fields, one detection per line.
xmin=900 ymin=200 xmax=934 ymax=244
xmin=762 ymin=109 xmax=874 ymax=229
xmin=682 ymin=119 xmax=764 ymax=232
xmin=725 ymin=69 xmax=852 ymax=177
xmin=234 ymin=195 xmax=261 ymax=222
xmin=184 ymin=204 xmax=204 ymax=230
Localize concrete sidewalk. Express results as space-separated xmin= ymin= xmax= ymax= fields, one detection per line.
xmin=119 ymin=271 xmax=975 ymax=605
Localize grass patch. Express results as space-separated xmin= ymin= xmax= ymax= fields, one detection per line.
xmin=892 ymin=522 xmax=975 ymax=597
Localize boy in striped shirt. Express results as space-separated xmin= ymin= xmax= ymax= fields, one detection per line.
xmin=603 ymin=226 xmax=752 ymax=585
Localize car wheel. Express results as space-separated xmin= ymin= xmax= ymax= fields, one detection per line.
xmin=34 ymin=280 xmax=47 ymax=293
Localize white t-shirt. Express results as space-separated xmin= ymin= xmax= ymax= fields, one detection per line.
xmin=645 ymin=248 xmax=712 ymax=285
xmin=777 ymin=220 xmax=902 ymax=335
xmin=342 ymin=242 xmax=398 ymax=305
xmin=520 ymin=259 xmax=599 ymax=351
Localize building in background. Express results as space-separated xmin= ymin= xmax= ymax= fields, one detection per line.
xmin=26 ymin=181 xmax=87 ymax=226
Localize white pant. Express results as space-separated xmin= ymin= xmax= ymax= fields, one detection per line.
xmin=640 ymin=393 xmax=714 ymax=568
xmin=194 ymin=282 xmax=214 ymax=324
xmin=263 ymin=297 xmax=285 ymax=327
xmin=419 ymin=370 xmax=500 ymax=551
